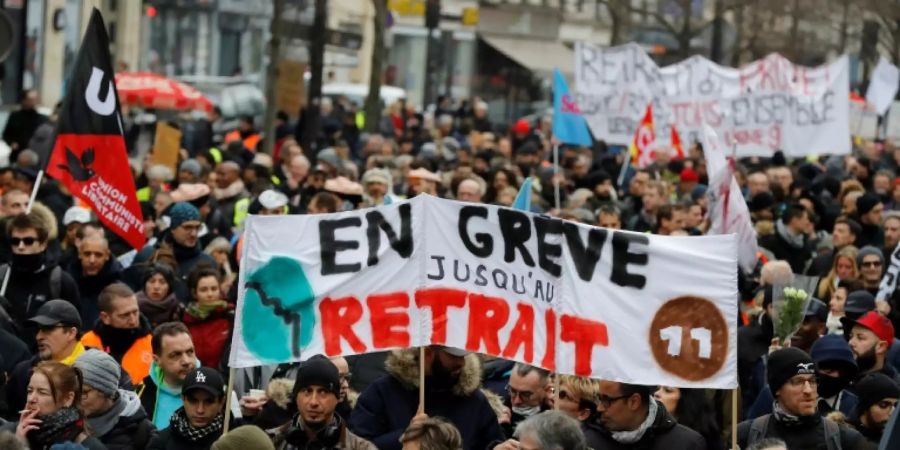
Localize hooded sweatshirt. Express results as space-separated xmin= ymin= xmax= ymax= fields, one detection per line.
xmin=141 ymin=360 xmax=201 ymax=429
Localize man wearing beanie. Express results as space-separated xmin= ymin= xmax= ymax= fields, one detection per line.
xmin=849 ymin=373 xmax=900 ymax=444
xmin=132 ymin=201 xmax=215 ymax=289
xmin=855 ymin=192 xmax=885 ymax=248
xmin=856 ymin=246 xmax=885 ymax=296
xmin=75 ymin=350 xmax=156 ymax=449
xmin=212 ymin=425 xmax=274 ymax=450
xmin=736 ymin=348 xmax=867 ymax=449
xmin=269 ymin=355 xmax=376 ymax=450
xmin=845 ymin=311 xmax=900 ymax=389
xmin=745 ymin=335 xmax=860 ymax=420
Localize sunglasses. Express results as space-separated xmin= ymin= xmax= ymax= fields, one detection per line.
xmin=10 ymin=237 xmax=39 ymax=246
xmin=862 ymin=261 xmax=883 ymax=268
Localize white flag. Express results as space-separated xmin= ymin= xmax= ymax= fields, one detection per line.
xmin=702 ymin=125 xmax=759 ymax=274
xmin=866 ymin=56 xmax=900 ymax=116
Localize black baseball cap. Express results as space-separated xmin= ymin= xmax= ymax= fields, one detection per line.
xmin=26 ymin=300 xmax=82 ymax=329
xmin=804 ymin=298 xmax=828 ymax=322
xmin=182 ymin=367 xmax=225 ymax=398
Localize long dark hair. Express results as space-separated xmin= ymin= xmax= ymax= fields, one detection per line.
xmin=674 ymin=389 xmax=720 ymax=449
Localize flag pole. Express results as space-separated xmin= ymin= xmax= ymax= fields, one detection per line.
xmin=731 ymin=388 xmax=738 ymax=450
xmin=418 ymin=346 xmax=426 ymax=414
xmin=223 ymin=367 xmax=236 ymax=433
xmin=0 ymin=169 xmax=44 ymax=297
xmin=553 ymin=143 xmax=560 ymax=210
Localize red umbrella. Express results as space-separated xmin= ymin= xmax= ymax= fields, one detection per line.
xmin=114 ymin=72 xmax=213 ymax=112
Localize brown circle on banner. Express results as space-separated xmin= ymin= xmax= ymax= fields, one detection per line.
xmin=648 ymin=296 xmax=728 ymax=381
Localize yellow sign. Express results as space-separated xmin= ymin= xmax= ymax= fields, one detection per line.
xmin=462 ymin=7 xmax=478 ymax=26
xmin=277 ymin=60 xmax=307 ymax=117
xmin=388 ymin=0 xmax=425 ymax=16
xmin=151 ymin=122 xmax=182 ymax=173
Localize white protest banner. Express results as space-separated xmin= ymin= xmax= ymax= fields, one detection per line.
xmin=575 ymin=42 xmax=850 ymax=158
xmin=230 ymin=195 xmax=738 ymax=388
xmin=702 ymin=125 xmax=758 ymax=274
xmin=866 ymin=57 xmax=899 ymax=116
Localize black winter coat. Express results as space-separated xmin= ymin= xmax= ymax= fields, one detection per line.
xmin=99 ymin=403 xmax=158 ymax=450
xmin=735 ymin=414 xmax=871 ymax=450
xmin=146 ymin=426 xmax=220 ymax=450
xmin=70 ymin=257 xmax=124 ymax=326
xmin=589 ymin=404 xmax=706 ymax=450
xmin=349 ymin=351 xmax=504 ymax=450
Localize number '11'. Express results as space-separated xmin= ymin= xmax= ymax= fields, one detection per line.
xmin=659 ymin=326 xmax=712 ymax=358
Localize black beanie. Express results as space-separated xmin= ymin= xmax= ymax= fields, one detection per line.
xmin=856 ymin=192 xmax=880 ymax=216
xmin=767 ymin=348 xmax=816 ymax=394
xmin=292 ymin=355 xmax=341 ymax=399
xmin=854 ymin=373 xmax=900 ymax=414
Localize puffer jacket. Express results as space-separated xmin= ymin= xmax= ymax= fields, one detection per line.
xmin=349 ymin=349 xmax=504 ymax=450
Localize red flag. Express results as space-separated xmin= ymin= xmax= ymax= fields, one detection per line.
xmin=670 ymin=124 xmax=685 ymax=160
xmin=46 ymin=9 xmax=146 ymax=250
xmin=629 ymin=103 xmax=655 ymax=168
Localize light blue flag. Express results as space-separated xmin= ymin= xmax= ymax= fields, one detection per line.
xmin=552 ymin=68 xmax=592 ymax=146
xmin=512 ymin=177 xmax=532 ymax=211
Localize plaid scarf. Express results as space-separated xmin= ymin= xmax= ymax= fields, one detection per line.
xmin=169 ymin=407 xmax=224 ymax=444
xmin=27 ymin=407 xmax=84 ymax=449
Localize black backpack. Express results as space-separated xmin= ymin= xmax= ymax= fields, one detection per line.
xmin=747 ymin=415 xmax=841 ymax=450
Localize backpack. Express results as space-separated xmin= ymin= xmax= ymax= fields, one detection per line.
xmin=0 ymin=264 xmax=62 ymax=299
xmin=747 ymin=414 xmax=841 ymax=450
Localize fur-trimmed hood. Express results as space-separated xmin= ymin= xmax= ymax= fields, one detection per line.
xmin=30 ymin=202 xmax=58 ymax=240
xmin=385 ymin=348 xmax=483 ymax=397
xmin=266 ymin=378 xmax=296 ymax=410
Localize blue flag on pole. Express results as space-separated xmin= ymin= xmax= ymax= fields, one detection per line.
xmin=513 ymin=177 xmax=532 ymax=211
xmin=552 ymin=68 xmax=592 ymax=146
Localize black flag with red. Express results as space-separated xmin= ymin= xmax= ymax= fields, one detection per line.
xmin=47 ymin=8 xmax=145 ymax=250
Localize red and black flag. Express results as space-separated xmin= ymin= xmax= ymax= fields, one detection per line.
xmin=47 ymin=8 xmax=145 ymax=250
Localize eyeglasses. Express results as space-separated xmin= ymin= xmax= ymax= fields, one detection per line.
xmin=862 ymin=261 xmax=883 ymax=268
xmin=10 ymin=237 xmax=39 ymax=246
xmin=877 ymin=400 xmax=898 ymax=410
xmin=506 ymin=385 xmax=534 ymax=401
xmin=597 ymin=394 xmax=630 ymax=408
xmin=787 ymin=376 xmax=819 ymax=388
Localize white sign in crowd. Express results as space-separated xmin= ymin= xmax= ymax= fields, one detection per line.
xmin=575 ymin=42 xmax=851 ymax=157
xmin=230 ymin=195 xmax=739 ymax=389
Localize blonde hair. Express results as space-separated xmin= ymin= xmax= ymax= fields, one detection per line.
xmin=558 ymin=374 xmax=598 ymax=403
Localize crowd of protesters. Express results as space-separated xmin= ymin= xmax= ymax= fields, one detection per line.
xmin=0 ymin=87 xmax=898 ymax=449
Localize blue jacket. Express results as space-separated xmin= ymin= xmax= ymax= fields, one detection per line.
xmin=349 ymin=350 xmax=504 ymax=450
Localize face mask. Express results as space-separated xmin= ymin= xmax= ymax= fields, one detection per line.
xmin=512 ymin=405 xmax=541 ymax=417
xmin=817 ymin=373 xmax=851 ymax=398
xmin=12 ymin=252 xmax=43 ymax=273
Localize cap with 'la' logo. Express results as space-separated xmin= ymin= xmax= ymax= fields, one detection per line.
xmin=182 ymin=367 xmax=225 ymax=397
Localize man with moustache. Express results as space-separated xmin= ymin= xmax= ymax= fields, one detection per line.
xmin=849 ymin=373 xmax=900 ymax=445
xmin=350 ymin=346 xmax=503 ymax=450
xmin=845 ymin=311 xmax=900 ymax=388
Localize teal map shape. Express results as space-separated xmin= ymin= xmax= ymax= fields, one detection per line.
xmin=243 ymin=257 xmax=316 ymax=361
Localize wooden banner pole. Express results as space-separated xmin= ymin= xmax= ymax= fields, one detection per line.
xmin=418 ymin=346 xmax=425 ymax=414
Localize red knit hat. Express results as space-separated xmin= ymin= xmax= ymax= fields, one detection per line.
xmin=680 ymin=168 xmax=699 ymax=183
